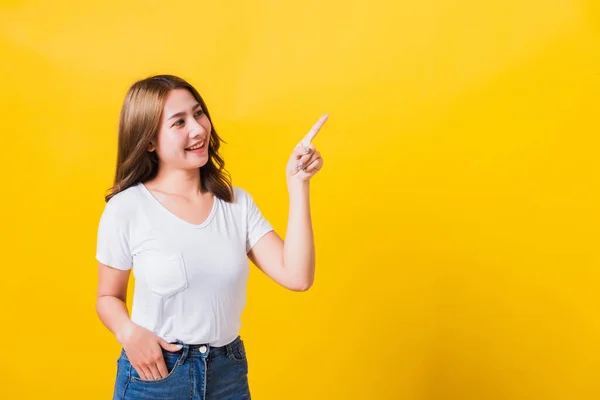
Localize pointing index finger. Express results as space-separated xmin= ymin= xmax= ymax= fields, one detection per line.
xmin=299 ymin=114 xmax=329 ymax=147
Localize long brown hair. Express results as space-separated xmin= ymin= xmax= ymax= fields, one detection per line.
xmin=105 ymin=74 xmax=233 ymax=203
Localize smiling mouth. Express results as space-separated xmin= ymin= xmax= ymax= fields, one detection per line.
xmin=185 ymin=141 xmax=205 ymax=151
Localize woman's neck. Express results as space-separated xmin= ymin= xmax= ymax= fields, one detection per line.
xmin=145 ymin=167 xmax=203 ymax=198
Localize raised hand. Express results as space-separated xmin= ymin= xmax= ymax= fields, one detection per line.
xmin=286 ymin=114 xmax=328 ymax=184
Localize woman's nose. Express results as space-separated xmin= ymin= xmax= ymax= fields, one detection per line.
xmin=188 ymin=118 xmax=205 ymax=137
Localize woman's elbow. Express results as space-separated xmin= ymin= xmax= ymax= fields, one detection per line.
xmin=287 ymin=279 xmax=314 ymax=292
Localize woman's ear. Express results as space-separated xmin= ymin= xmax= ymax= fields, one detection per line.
xmin=148 ymin=141 xmax=156 ymax=152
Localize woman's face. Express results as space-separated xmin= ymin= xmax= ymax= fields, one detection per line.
xmin=150 ymin=88 xmax=212 ymax=171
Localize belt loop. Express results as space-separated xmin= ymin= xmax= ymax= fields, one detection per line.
xmin=225 ymin=341 xmax=234 ymax=358
xmin=177 ymin=343 xmax=190 ymax=366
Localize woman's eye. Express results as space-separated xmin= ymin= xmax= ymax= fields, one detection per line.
xmin=174 ymin=119 xmax=185 ymax=126
xmin=194 ymin=110 xmax=204 ymax=118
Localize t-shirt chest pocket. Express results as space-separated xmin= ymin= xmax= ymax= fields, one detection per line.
xmin=134 ymin=251 xmax=189 ymax=298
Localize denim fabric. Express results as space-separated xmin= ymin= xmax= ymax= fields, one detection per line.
xmin=112 ymin=336 xmax=250 ymax=400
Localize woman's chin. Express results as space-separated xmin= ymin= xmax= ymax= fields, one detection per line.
xmin=190 ymin=160 xmax=209 ymax=170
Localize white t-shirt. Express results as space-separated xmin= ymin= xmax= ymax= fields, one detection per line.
xmin=95 ymin=183 xmax=273 ymax=347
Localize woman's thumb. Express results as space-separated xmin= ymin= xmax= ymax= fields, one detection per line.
xmin=160 ymin=339 xmax=183 ymax=352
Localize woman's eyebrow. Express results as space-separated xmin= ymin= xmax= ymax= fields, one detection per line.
xmin=166 ymin=103 xmax=203 ymax=121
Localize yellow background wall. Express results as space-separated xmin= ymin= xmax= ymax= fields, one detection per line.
xmin=1 ymin=0 xmax=599 ymax=399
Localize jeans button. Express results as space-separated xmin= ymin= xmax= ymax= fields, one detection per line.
xmin=199 ymin=345 xmax=207 ymax=354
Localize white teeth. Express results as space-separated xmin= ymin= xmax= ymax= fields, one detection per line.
xmin=186 ymin=142 xmax=204 ymax=150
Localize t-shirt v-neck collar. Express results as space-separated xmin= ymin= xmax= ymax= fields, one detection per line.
xmin=138 ymin=182 xmax=218 ymax=229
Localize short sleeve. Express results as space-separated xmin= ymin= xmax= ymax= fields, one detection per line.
xmin=244 ymin=190 xmax=274 ymax=253
xmin=95 ymin=198 xmax=133 ymax=270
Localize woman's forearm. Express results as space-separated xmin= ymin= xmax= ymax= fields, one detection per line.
xmin=282 ymin=182 xmax=315 ymax=291
xmin=96 ymin=295 xmax=135 ymax=344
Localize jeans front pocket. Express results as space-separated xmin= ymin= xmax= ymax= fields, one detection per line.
xmin=118 ymin=350 xmax=191 ymax=400
xmin=129 ymin=351 xmax=181 ymax=384
xmin=227 ymin=338 xmax=247 ymax=363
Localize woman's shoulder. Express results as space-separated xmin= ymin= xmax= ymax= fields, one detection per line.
xmin=103 ymin=184 xmax=143 ymax=215
xmin=216 ymin=186 xmax=255 ymax=210
xmin=231 ymin=185 xmax=262 ymax=204
xmin=231 ymin=185 xmax=250 ymax=200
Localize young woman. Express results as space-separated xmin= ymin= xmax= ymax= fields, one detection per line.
xmin=95 ymin=74 xmax=327 ymax=400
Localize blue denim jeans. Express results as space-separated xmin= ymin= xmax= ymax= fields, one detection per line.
xmin=112 ymin=336 xmax=251 ymax=400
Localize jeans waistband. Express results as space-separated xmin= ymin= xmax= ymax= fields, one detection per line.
xmin=170 ymin=336 xmax=242 ymax=364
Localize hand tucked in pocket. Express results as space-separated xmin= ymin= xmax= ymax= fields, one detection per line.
xmin=118 ymin=320 xmax=182 ymax=380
